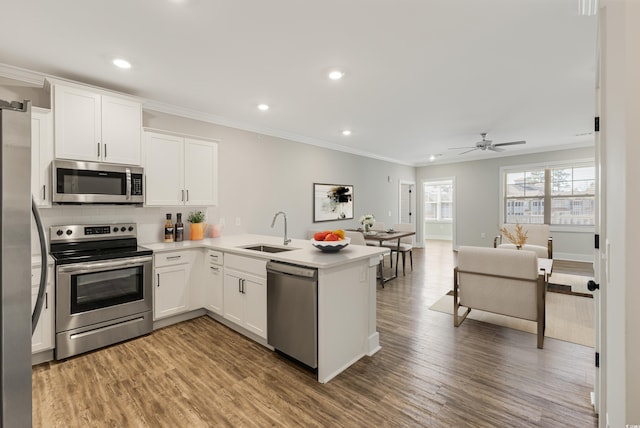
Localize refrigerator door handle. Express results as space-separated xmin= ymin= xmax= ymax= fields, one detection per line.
xmin=31 ymin=196 xmax=48 ymax=334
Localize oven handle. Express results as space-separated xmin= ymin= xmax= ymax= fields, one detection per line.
xmin=57 ymin=256 xmax=153 ymax=274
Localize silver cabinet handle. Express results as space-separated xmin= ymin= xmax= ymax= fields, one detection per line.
xmin=210 ymin=266 xmax=219 ymax=272
xmin=238 ymin=278 xmax=242 ymax=293
xmin=181 ymin=190 xmax=185 ymax=202
xmin=166 ymin=255 xmax=181 ymax=261
xmin=186 ymin=189 xmax=189 ymax=202
xmin=45 ymin=292 xmax=48 ymax=310
xmin=42 ymin=185 xmax=46 ymax=201
xmin=157 ymin=273 xmax=160 ymax=287
xmin=104 ymin=144 xmax=107 ymax=158
xmin=241 ymin=278 xmax=246 ymax=294
xmin=97 ymin=143 xmax=100 ymax=158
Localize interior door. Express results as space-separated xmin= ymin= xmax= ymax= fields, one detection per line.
xmin=399 ymin=181 xmax=415 ymax=225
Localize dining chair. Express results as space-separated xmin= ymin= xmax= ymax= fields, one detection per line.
xmin=382 ymin=223 xmax=414 ymax=275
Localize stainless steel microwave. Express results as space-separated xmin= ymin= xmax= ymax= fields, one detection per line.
xmin=52 ymin=160 xmax=144 ymax=205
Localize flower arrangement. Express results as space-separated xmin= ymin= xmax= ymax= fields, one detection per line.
xmin=359 ymin=214 xmax=375 ymax=232
xmin=500 ymin=223 xmax=528 ymax=248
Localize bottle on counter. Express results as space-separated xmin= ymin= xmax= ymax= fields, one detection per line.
xmin=164 ymin=213 xmax=174 ymax=243
xmin=175 ymin=213 xmax=184 ymax=242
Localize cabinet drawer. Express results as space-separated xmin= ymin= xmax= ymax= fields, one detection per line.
xmin=225 ymin=254 xmax=266 ymax=277
xmin=154 ymin=250 xmax=195 ymax=267
xmin=206 ymin=250 xmax=223 ymax=266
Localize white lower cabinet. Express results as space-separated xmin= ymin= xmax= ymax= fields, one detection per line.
xmin=31 ymin=263 xmax=54 ymax=354
xmin=223 ymin=254 xmax=267 ymax=339
xmin=153 ymin=250 xmax=197 ymax=320
xmin=204 ymin=250 xmax=224 ymax=315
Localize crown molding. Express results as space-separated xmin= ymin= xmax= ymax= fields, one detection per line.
xmin=0 ymin=63 xmax=46 ymax=86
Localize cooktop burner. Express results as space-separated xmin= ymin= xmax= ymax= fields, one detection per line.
xmin=49 ymin=223 xmax=152 ymax=264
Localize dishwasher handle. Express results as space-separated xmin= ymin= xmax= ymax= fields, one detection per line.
xmin=266 ymin=261 xmax=317 ymax=280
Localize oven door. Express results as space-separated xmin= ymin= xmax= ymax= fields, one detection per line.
xmin=56 ymin=255 xmax=153 ymax=333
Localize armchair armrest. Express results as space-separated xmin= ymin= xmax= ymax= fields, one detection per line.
xmin=493 ymin=235 xmax=502 ymax=248
xmin=547 ymin=237 xmax=553 ymax=259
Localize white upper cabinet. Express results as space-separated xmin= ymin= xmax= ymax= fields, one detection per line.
xmin=144 ymin=130 xmax=218 ymax=207
xmin=52 ymin=83 xmax=142 ymax=165
xmin=31 ymin=107 xmax=53 ymax=207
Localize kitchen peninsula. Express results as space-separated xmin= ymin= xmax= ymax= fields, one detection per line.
xmin=143 ymin=234 xmax=389 ymax=383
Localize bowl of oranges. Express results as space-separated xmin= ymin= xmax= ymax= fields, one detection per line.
xmin=311 ymin=229 xmax=350 ymax=253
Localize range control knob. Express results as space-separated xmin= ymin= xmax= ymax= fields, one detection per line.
xmin=120 ymin=227 xmax=126 ymax=232
xmin=128 ymin=226 xmax=134 ymax=232
xmin=113 ymin=227 xmax=119 ymax=233
xmin=66 ymin=229 xmax=72 ymax=236
xmin=56 ymin=229 xmax=63 ymax=236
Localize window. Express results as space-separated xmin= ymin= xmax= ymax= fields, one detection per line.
xmin=503 ymin=162 xmax=595 ymax=226
xmin=424 ymin=181 xmax=452 ymax=222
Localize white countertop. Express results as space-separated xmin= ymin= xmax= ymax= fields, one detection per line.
xmin=142 ymin=234 xmax=389 ymax=269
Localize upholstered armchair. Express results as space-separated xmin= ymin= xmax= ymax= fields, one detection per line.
xmin=454 ymin=246 xmax=546 ymax=349
xmin=494 ymin=223 xmax=553 ymax=259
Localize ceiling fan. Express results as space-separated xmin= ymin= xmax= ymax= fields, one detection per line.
xmin=450 ymin=133 xmax=526 ymax=155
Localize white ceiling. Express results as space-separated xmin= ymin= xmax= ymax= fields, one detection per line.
xmin=0 ymin=0 xmax=597 ymax=166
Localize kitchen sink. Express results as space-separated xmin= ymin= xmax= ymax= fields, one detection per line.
xmin=241 ymin=244 xmax=297 ymax=253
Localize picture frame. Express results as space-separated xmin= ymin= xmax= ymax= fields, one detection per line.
xmin=313 ymin=183 xmax=354 ymax=222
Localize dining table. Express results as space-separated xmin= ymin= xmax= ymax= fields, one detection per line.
xmin=349 ymin=229 xmax=416 ymax=285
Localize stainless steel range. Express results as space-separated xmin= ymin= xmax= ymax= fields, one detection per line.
xmin=50 ymin=223 xmax=153 ymax=360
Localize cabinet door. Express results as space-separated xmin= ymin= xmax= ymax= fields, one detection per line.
xmin=184 ymin=138 xmax=218 ymax=206
xmin=223 ymin=270 xmax=244 ymax=325
xmin=31 ymin=108 xmax=53 ymax=207
xmin=31 ymin=285 xmax=53 ymax=353
xmin=205 ymin=264 xmax=224 ymax=315
xmin=101 ymin=95 xmax=142 ymax=165
xmin=54 ymin=85 xmax=101 ymax=161
xmin=144 ymin=132 xmax=185 ymax=206
xmin=154 ymin=264 xmax=189 ymax=320
xmin=243 ymin=273 xmax=267 ymax=338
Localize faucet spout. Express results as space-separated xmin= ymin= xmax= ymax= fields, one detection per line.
xmin=271 ymin=211 xmax=291 ymax=246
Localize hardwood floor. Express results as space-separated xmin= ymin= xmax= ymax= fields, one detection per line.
xmin=32 ymin=241 xmax=598 ymax=427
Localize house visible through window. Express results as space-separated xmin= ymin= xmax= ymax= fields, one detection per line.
xmin=424 ymin=181 xmax=452 ymax=222
xmin=503 ymin=162 xmax=595 ymax=226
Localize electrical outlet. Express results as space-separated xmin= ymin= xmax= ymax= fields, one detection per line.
xmin=388 ymin=210 xmax=392 ymax=217
xmin=235 ymin=217 xmax=241 ymax=226
xmin=481 ymin=232 xmax=486 ymax=238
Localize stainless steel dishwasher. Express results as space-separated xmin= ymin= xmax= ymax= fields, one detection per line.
xmin=266 ymin=261 xmax=318 ymax=369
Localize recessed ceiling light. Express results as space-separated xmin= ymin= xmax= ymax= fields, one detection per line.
xmin=342 ymin=130 xmax=352 ymax=136
xmin=113 ymin=58 xmax=131 ymax=69
xmin=257 ymin=104 xmax=269 ymax=111
xmin=429 ymin=154 xmax=442 ymax=162
xmin=328 ymin=70 xmax=345 ymax=80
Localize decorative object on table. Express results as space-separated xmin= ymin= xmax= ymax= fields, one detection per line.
xmin=499 ymin=222 xmax=528 ymax=249
xmin=209 ymin=223 xmax=222 ymax=238
xmin=187 ymin=210 xmax=207 ymax=240
xmin=359 ymin=214 xmax=376 ymax=234
xmin=311 ymin=232 xmax=351 ymax=252
xmin=313 ymin=183 xmax=354 ymax=222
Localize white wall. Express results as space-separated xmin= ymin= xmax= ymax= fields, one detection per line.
xmin=416 ymin=147 xmax=595 ymax=261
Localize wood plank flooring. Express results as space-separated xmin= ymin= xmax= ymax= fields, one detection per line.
xmin=32 ymin=240 xmax=598 ymax=427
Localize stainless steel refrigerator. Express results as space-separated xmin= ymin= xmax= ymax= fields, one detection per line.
xmin=1 ymin=99 xmax=33 ymax=426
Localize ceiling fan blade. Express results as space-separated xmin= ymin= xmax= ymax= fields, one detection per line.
xmin=448 ymin=146 xmax=477 ymax=150
xmin=459 ymin=147 xmax=479 ymax=155
xmin=488 ymin=146 xmax=505 ymax=152
xmin=493 ymin=140 xmax=526 ymax=147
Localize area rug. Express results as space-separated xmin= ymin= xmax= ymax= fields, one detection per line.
xmin=548 ymin=272 xmax=594 ymax=297
xmin=429 ymin=291 xmax=594 ymax=347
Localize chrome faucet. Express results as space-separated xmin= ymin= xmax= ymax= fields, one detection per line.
xmin=271 ymin=211 xmax=291 ymax=245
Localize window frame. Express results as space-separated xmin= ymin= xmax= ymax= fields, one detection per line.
xmin=423 ymin=180 xmax=453 ymax=223
xmin=499 ymin=158 xmax=595 ymax=232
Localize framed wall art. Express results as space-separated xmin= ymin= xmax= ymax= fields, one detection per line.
xmin=313 ymin=183 xmax=354 ymax=222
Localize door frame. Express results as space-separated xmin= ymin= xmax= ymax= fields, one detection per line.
xmin=419 ymin=177 xmax=456 ymax=248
